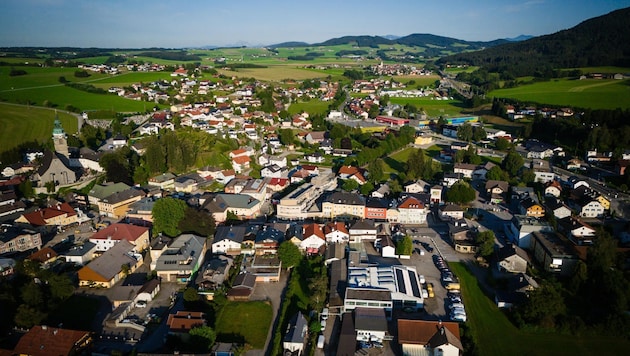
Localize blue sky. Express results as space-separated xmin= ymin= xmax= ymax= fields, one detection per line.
xmin=1 ymin=0 xmax=629 ymax=48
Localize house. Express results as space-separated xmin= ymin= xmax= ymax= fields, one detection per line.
xmin=134 ymin=278 xmax=161 ymax=305
xmin=354 ymin=307 xmax=388 ymax=344
xmin=305 ymin=152 xmax=325 ymax=163
xmin=15 ymin=202 xmax=78 ymax=228
xmin=195 ymin=255 xmax=233 ymax=292
xmin=371 ymin=183 xmax=390 ymax=198
xmin=0 ymin=226 xmax=42 ymax=255
xmin=0 ymin=190 xmax=25 ymax=217
xmin=380 ymin=234 xmax=397 ymax=258
xmin=212 ymin=225 xmax=248 ymax=255
xmin=349 ymin=220 xmax=377 ymax=243
xmin=261 ymin=164 xmax=287 ymax=179
xmin=442 ymin=173 xmax=463 ymax=187
xmin=506 ymin=215 xmax=553 ymax=248
xmin=544 ymin=180 xmax=562 ymax=198
xmin=531 ymin=159 xmax=556 ymax=183
xmin=227 ymin=272 xmax=256 ymax=301
xmin=9 ymin=325 xmax=91 ymax=356
xmin=323 ymin=221 xmax=349 ymax=243
xmin=430 ymin=185 xmax=443 ymax=204
xmin=27 ymin=247 xmax=58 ymax=265
xmin=266 ymin=177 xmax=290 ymax=192
xmin=90 ymin=223 xmax=150 ymax=253
xmin=153 ymin=234 xmax=207 ymax=283
xmin=453 ymin=163 xmax=477 ymax=179
xmin=88 ymin=182 xmax=131 ymax=206
xmin=530 ymin=232 xmax=579 ymax=276
xmin=557 ymin=217 xmax=597 ymax=245
xmin=567 ymin=176 xmax=589 ymax=190
xmin=60 ymin=241 xmax=97 ymax=265
xmin=439 ymin=204 xmax=465 ymax=221
xmin=97 ymin=188 xmax=145 ymax=218
xmin=545 ymin=197 xmax=572 ymax=220
xmin=0 ymin=258 xmax=16 ymax=278
xmin=485 ymin=180 xmax=509 ymax=204
xmin=336 ymin=313 xmax=357 ymax=356
xmin=519 ymin=198 xmax=545 ymax=218
xmin=300 ymin=223 xmax=326 ymax=254
xmin=174 ymin=173 xmax=205 ymax=193
xmin=283 ymin=312 xmax=308 ymax=355
xmin=322 ymin=191 xmax=365 ymax=220
xmin=404 ymin=180 xmax=430 ymax=193
xmin=495 ymin=273 xmax=539 ymax=309
xmin=397 ymin=196 xmax=427 ymax=224
xmin=496 ymin=244 xmax=529 ymax=274
xmin=397 ymin=319 xmax=463 ymax=356
xmin=231 ymin=155 xmax=251 ymax=173
xmin=147 ymin=172 xmax=176 ymax=190
xmin=78 ymin=240 xmax=142 ymax=288
xmin=248 ymin=254 xmax=282 ymax=282
xmin=364 ymin=198 xmax=388 ymax=221
xmin=337 ymin=165 xmax=366 ymax=185
xmin=448 ymin=219 xmax=477 ymax=254
xmin=253 ymin=225 xmax=285 ymax=255
xmin=571 ymin=196 xmax=605 ymax=218
xmin=167 ymin=311 xmax=206 ymax=338
xmin=203 ymin=193 xmax=262 ymax=223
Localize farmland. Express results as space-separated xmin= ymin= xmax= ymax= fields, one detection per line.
xmin=0 ymin=102 xmax=78 ymax=153
xmin=389 ymin=96 xmax=466 ymax=118
xmin=489 ymin=77 xmax=630 ymax=110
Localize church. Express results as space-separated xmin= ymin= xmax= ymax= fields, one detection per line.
xmin=32 ymin=116 xmax=77 ymax=189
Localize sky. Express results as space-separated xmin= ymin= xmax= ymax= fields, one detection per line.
xmin=1 ymin=0 xmax=629 ymax=48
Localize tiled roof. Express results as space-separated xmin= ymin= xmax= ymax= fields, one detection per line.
xmin=91 ymin=223 xmax=148 ymax=242
xmin=12 ymin=325 xmax=90 ymax=356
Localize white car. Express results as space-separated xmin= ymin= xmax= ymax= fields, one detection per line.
xmin=321 ymin=308 xmax=329 ymax=320
xmin=422 ymin=289 xmax=429 ymax=299
xmin=320 ymin=319 xmax=327 ymax=329
xmin=449 ymin=303 xmax=465 ymax=310
xmin=419 ymin=275 xmax=426 ymax=284
xmin=451 ymin=312 xmax=467 ymax=322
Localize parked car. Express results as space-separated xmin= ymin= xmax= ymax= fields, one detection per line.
xmin=427 ymin=283 xmax=435 ymax=298
xmin=419 ymin=275 xmax=426 ymax=284
xmin=449 ymin=295 xmax=462 ymax=303
xmin=451 ymin=312 xmax=467 ymax=322
xmin=422 ymin=289 xmax=429 ymax=298
xmin=320 ymin=319 xmax=327 ymax=329
xmin=321 ymin=308 xmax=329 ymax=320
xmin=449 ymin=302 xmax=465 ymax=310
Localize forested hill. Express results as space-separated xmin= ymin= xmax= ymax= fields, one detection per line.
xmin=437 ymin=7 xmax=630 ymax=76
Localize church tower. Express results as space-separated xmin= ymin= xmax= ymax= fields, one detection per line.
xmin=52 ymin=112 xmax=69 ymax=157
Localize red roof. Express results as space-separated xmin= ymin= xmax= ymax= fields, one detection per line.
xmin=21 ymin=203 xmax=76 ymax=226
xmin=91 ymin=223 xmax=149 ymax=242
xmin=232 ymin=155 xmax=251 ymax=165
xmin=231 ymin=148 xmax=247 ymax=156
xmin=268 ymin=178 xmax=289 ymax=186
xmin=323 ymin=221 xmax=349 ymax=236
xmin=167 ymin=311 xmax=205 ymax=333
xmin=398 ymin=196 xmax=425 ymax=209
xmin=12 ymin=325 xmax=90 ymax=356
xmin=28 ymin=247 xmax=58 ymax=263
xmin=303 ymin=223 xmax=325 ymax=240
xmin=338 ymin=165 xmax=360 ymax=175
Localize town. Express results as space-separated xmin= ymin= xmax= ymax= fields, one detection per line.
xmin=1 ymin=5 xmax=630 ymax=356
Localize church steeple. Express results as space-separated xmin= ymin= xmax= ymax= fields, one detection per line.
xmin=52 ymin=111 xmax=69 ymax=157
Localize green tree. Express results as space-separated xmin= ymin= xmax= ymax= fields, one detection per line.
xmin=21 ymin=282 xmax=43 ymax=307
xmin=486 ymin=166 xmax=508 ymax=181
xmin=368 ymin=158 xmax=386 ymax=183
xmin=14 ymin=305 xmax=45 ymax=328
xmin=308 ymin=274 xmax=329 ymax=311
xmin=189 ymin=325 xmax=216 ymax=352
xmin=47 ymin=274 xmax=74 ymax=301
xmin=495 ymin=137 xmax=510 ymax=151
xmin=360 ymin=181 xmax=375 ymax=196
xmin=277 ymin=241 xmax=302 ymax=269
xmin=396 ymin=235 xmax=413 ymax=255
xmin=472 ymin=126 xmax=487 ymax=141
xmin=475 ymin=230 xmax=495 ymax=258
xmin=342 ymin=179 xmax=359 ymax=192
xmin=18 ymin=179 xmax=34 ymax=199
xmin=183 ymin=287 xmax=200 ymax=303
xmin=502 ymin=150 xmax=524 ymax=177
xmin=519 ymin=280 xmax=566 ymax=328
xmin=457 ymin=122 xmax=474 ymax=142
xmin=152 ymin=197 xmax=187 ymax=237
xmin=446 ymin=181 xmax=476 ymax=204
xmin=178 ymin=208 xmax=216 ymax=237
xmin=279 ymin=129 xmax=295 ymax=146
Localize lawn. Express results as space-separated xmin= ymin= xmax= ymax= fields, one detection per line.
xmin=215 ymin=301 xmax=272 ymax=349
xmin=488 ymin=77 xmax=630 ymax=110
xmin=288 ymin=99 xmax=330 ymax=116
xmin=389 ymin=97 xmax=466 ymax=118
xmin=0 ymin=102 xmax=78 ymax=154
xmin=383 ymin=146 xmax=418 ymax=174
xmin=450 ymin=262 xmax=630 ymax=355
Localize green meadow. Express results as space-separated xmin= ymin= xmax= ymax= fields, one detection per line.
xmin=0 ymin=102 xmax=78 ymax=153
xmin=489 ymin=77 xmax=630 ymax=109
xmin=215 ymin=301 xmax=272 ymax=349
xmin=389 ymin=96 xmax=466 ymax=117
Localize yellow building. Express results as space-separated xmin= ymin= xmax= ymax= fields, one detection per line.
xmin=98 ymin=189 xmax=145 ymax=218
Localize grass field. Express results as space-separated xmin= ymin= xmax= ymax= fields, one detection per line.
xmin=389 ymin=96 xmax=466 ymax=117
xmin=0 ymin=103 xmax=78 ymax=153
xmin=215 ymin=301 xmax=272 ymax=349
xmin=489 ymin=77 xmax=630 ymax=109
xmin=217 ymin=65 xmax=329 ymax=81
xmin=450 ymin=262 xmax=630 ymax=355
xmin=288 ymin=99 xmax=330 ymax=116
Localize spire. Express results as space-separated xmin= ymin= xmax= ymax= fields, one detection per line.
xmin=52 ymin=111 xmax=66 ymax=139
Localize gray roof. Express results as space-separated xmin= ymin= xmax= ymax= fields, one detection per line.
xmin=345 ymin=287 xmax=391 ymax=301
xmin=428 ymin=326 xmax=464 ymax=351
xmin=204 ymin=194 xmax=260 ymax=212
xmin=83 ymin=240 xmax=137 ymax=281
xmin=327 ymin=191 xmax=365 ymax=206
xmin=101 ymin=188 xmax=145 ymax=205
xmin=354 ymin=307 xmax=388 ymax=332
xmin=349 ymin=220 xmax=376 ymax=231
xmin=154 ymin=234 xmax=206 ymax=272
xmin=284 ymin=312 xmax=308 ymax=344
xmin=232 ymin=272 xmax=256 ymax=289
xmin=214 ymin=225 xmax=247 ymax=244
xmin=61 ymin=241 xmax=96 ymax=257
xmin=89 ymin=182 xmax=131 ymax=201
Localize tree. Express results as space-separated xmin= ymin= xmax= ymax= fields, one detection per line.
xmin=279 ymin=129 xmax=295 ymax=146
xmin=446 ymin=181 xmax=476 ymax=204
xmin=472 ymin=126 xmax=487 ymax=141
xmin=495 ymin=137 xmax=510 ymax=151
xmin=47 ymin=274 xmax=74 ymax=301
xmin=457 ymin=122 xmax=474 ymax=142
xmin=475 ymin=230 xmax=495 ymax=258
xmin=342 ymin=179 xmax=359 ymax=192
xmin=277 ymin=241 xmax=302 ymax=269
xmin=360 ymin=181 xmax=375 ymax=196
xmin=486 ymin=166 xmax=508 ymax=181
xmin=152 ymin=197 xmax=187 ymax=237
xmin=368 ymin=158 xmax=386 ymax=183
xmin=308 ymin=274 xmax=329 ymax=311
xmin=14 ymin=305 xmax=45 ymax=329
xmin=178 ymin=208 xmax=216 ymax=237
xmin=396 ymin=235 xmax=413 ymax=255
xmin=189 ymin=325 xmax=216 ymax=352
xmin=519 ymin=281 xmax=566 ymax=328
xmin=183 ymin=287 xmax=200 ymax=303
xmin=502 ymin=150 xmax=524 ymax=177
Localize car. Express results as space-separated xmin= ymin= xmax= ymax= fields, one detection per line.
xmin=441 ymin=274 xmax=454 ymax=283
xmin=419 ymin=275 xmax=425 ymax=284
xmin=449 ymin=295 xmax=462 ymax=303
xmin=321 ymin=308 xmax=329 ymax=320
xmin=449 ymin=302 xmax=465 ymax=310
xmin=450 ymin=312 xmax=467 ymax=322
xmin=422 ymin=289 xmax=429 ymax=298
xmin=427 ymin=283 xmax=435 ymax=298
xmin=135 ymin=300 xmax=147 ymax=308
xmin=320 ymin=319 xmax=327 ymax=329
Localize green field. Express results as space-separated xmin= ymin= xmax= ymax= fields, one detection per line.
xmin=288 ymin=99 xmax=331 ymax=116
xmin=215 ymin=301 xmax=272 ymax=349
xmin=489 ymin=77 xmax=630 ymax=109
xmin=389 ymin=96 xmax=466 ymax=117
xmin=450 ymin=262 xmax=630 ymax=355
xmin=0 ymin=103 xmax=78 ymax=153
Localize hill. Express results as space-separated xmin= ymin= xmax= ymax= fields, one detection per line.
xmin=437 ymin=7 xmax=630 ymax=76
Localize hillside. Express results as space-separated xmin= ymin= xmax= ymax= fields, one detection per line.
xmin=437 ymin=7 xmax=630 ymax=76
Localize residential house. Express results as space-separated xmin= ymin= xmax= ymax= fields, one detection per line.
xmin=261 ymin=164 xmax=287 ymax=179
xmin=88 ymin=182 xmax=131 ymax=206
xmin=453 ymin=163 xmax=477 ymax=179
xmin=397 ymin=320 xmax=463 ymax=356
xmin=283 ymin=312 xmax=308 ymax=355
xmin=569 ymin=194 xmax=605 ymax=218
xmin=349 ymin=220 xmax=377 ymax=243
xmin=148 ymin=173 xmax=176 ymax=190
xmin=167 ymin=311 xmax=206 ymax=339
xmin=203 ymin=193 xmax=262 ymax=223
xmin=89 ymin=223 xmax=150 ymax=253
xmin=78 ymin=240 xmax=142 ymax=288
xmin=323 ymin=221 xmax=349 ymax=243
xmin=254 ymin=225 xmax=285 ymax=255
xmin=506 ymin=215 xmax=553 ymax=248
xmin=227 ymin=272 xmax=256 ymax=301
xmin=195 ymin=255 xmax=233 ymax=292
xmin=530 ymin=232 xmax=579 ymax=276
xmin=567 ymin=176 xmax=589 ymax=190
xmin=448 ymin=219 xmax=477 ymax=254
xmin=305 ymin=152 xmax=325 ymax=163
xmin=241 ymin=179 xmax=269 ymax=203
xmin=485 ymin=180 xmax=509 ymax=204
xmin=442 ymin=173 xmax=463 ymax=187
xmin=496 ymin=244 xmax=529 ymax=273
xmin=439 ymin=204 xmax=464 ymax=221
xmin=371 ymin=183 xmax=390 ymax=198
xmin=338 ymin=165 xmax=366 ymax=185
xmin=0 ymin=190 xmax=25 ymax=217
xmin=15 ymin=202 xmax=78 ymax=228
xmin=27 ymin=247 xmax=58 ymax=266
xmin=0 ymin=226 xmax=42 ymax=255
xmin=397 ymin=196 xmax=427 ymax=224
xmin=322 ymin=191 xmax=365 ymax=220
xmin=231 ymin=155 xmax=251 ymax=173
xmin=337 ymin=313 xmax=357 ymax=356
xmin=404 ymin=180 xmax=430 ymax=193
xmin=153 ymin=234 xmax=207 ymax=283
xmin=135 ymin=278 xmax=160 ymax=305
xmin=519 ymin=198 xmax=545 ymax=218
xmin=174 ymin=173 xmax=205 ymax=193
xmin=60 ymin=241 xmax=97 ymax=265
xmin=354 ymin=307 xmax=389 ymax=344
xmin=544 ymin=180 xmax=562 ymax=198
xmin=364 ymin=198 xmax=388 ymax=221
xmin=97 ymin=188 xmax=145 ymax=218
xmin=430 ymin=185 xmax=443 ymax=204
xmin=300 ymin=223 xmax=326 ymax=254
xmin=305 ymin=131 xmax=328 ymax=144
xmin=558 ymin=217 xmax=597 ymax=245
xmin=531 ymin=159 xmax=556 ymax=183
xmin=266 ymin=177 xmax=290 ymax=192
xmin=212 ymin=225 xmax=248 ymax=255
xmin=545 ymin=197 xmax=572 ymax=220
xmin=9 ymin=325 xmax=91 ymax=356
xmin=248 ymin=254 xmax=282 ymax=282
xmin=495 ymin=273 xmax=539 ymax=309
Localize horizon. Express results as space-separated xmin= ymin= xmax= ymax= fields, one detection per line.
xmin=0 ymin=0 xmax=629 ymax=48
